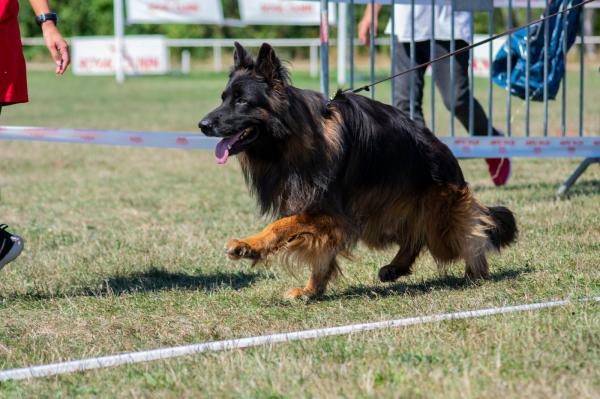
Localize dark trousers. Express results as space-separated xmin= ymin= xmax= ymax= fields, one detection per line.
xmin=393 ymin=40 xmax=499 ymax=137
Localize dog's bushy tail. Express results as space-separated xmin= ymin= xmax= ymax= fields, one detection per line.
xmin=486 ymin=206 xmax=518 ymax=250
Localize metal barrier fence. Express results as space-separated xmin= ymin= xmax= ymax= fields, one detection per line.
xmin=312 ymin=0 xmax=599 ymax=196
xmin=21 ymin=36 xmax=418 ymax=77
xmin=17 ymin=1 xmax=599 ymax=195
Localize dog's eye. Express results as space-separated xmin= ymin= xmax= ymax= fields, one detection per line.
xmin=236 ymin=98 xmax=247 ymax=105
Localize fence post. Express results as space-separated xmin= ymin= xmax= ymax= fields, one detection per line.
xmin=310 ymin=45 xmax=319 ymax=78
xmin=561 ymin=1 xmax=568 ymax=136
xmin=181 ymin=50 xmax=191 ymax=75
xmin=525 ymin=0 xmax=531 ymax=137
xmin=543 ymin=4 xmax=550 ymax=136
xmin=213 ymin=44 xmax=223 ymax=72
xmin=487 ymin=6 xmax=493 ymax=136
xmin=468 ymin=10 xmax=474 ymax=136
xmin=579 ymin=5 xmax=585 ymax=136
xmin=506 ymin=0 xmax=513 ymax=137
xmin=369 ymin=0 xmax=376 ymax=99
xmin=338 ymin=2 xmax=348 ymax=85
xmin=349 ymin=0 xmax=355 ymax=89
xmin=430 ymin=0 xmax=436 ymax=132
xmin=320 ymin=0 xmax=330 ymax=96
xmin=390 ymin=0 xmax=396 ymax=106
xmin=450 ymin=0 xmax=456 ymax=137
xmin=409 ymin=0 xmax=415 ymax=119
xmin=113 ymin=0 xmax=125 ymax=84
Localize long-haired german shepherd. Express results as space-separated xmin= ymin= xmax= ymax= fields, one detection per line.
xmin=199 ymin=42 xmax=517 ymax=299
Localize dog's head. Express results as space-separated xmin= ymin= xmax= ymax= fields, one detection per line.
xmin=199 ymin=42 xmax=289 ymax=164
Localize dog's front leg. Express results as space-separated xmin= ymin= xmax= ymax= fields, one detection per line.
xmin=225 ymin=214 xmax=343 ymax=298
xmin=225 ymin=214 xmax=305 ymax=261
xmin=225 ymin=214 xmax=337 ymax=261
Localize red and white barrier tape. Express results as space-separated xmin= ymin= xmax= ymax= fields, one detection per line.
xmin=441 ymin=137 xmax=600 ymax=158
xmin=0 ymin=126 xmax=216 ymax=150
xmin=1 ymin=126 xmax=599 ymax=158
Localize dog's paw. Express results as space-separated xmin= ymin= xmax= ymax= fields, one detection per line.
xmin=224 ymin=239 xmax=261 ymax=261
xmin=378 ymin=264 xmax=411 ymax=282
xmin=284 ymin=287 xmax=310 ymax=299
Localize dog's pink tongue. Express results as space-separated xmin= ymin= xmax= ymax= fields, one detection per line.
xmin=215 ymin=134 xmax=240 ymax=164
xmin=215 ymin=138 xmax=232 ymax=164
xmin=215 ymin=131 xmax=245 ymax=164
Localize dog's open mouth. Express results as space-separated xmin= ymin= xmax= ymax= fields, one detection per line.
xmin=215 ymin=128 xmax=258 ymax=164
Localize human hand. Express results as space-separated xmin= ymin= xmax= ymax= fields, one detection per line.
xmin=42 ymin=23 xmax=70 ymax=74
xmin=358 ymin=14 xmax=378 ymax=45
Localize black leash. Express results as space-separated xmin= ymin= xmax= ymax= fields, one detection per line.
xmin=344 ymin=0 xmax=596 ymax=96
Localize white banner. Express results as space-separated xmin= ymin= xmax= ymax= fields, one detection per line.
xmin=126 ymin=0 xmax=223 ymax=24
xmin=493 ymin=0 xmax=547 ymax=7
xmin=494 ymin=0 xmax=600 ymax=7
xmin=472 ymin=34 xmax=503 ymax=77
xmin=239 ymin=0 xmax=335 ymax=25
xmin=72 ymin=36 xmax=169 ymax=76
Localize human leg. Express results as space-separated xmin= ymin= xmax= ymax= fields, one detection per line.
xmin=432 ymin=40 xmax=511 ymax=186
xmin=392 ymin=42 xmax=429 ymax=127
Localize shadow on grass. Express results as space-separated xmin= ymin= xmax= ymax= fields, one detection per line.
xmin=89 ymin=267 xmax=266 ymax=296
xmin=558 ymin=179 xmax=600 ymax=198
xmin=0 ymin=267 xmax=267 ymax=303
xmin=322 ymin=266 xmax=531 ymax=302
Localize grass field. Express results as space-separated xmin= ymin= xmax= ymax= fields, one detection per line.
xmin=0 ymin=68 xmax=599 ymax=398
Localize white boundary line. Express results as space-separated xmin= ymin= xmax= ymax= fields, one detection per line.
xmin=1 ymin=297 xmax=598 ymax=382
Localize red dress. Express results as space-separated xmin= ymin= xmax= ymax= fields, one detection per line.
xmin=0 ymin=0 xmax=28 ymax=105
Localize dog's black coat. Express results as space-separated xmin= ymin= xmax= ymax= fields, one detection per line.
xmin=202 ymin=45 xmax=466 ymax=216
xmin=200 ymin=42 xmax=517 ymax=272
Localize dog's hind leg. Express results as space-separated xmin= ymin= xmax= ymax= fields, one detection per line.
xmin=378 ymin=243 xmax=422 ymax=282
xmin=463 ymin=236 xmax=489 ymax=280
xmin=285 ymin=255 xmax=340 ymax=299
xmin=422 ymin=185 xmax=492 ymax=281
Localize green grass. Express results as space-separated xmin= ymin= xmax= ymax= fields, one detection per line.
xmin=0 ymin=69 xmax=599 ymax=398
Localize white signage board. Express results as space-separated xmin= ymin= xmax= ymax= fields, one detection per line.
xmin=72 ymin=36 xmax=169 ymax=76
xmin=126 ymin=0 xmax=223 ymax=24
xmin=494 ymin=0 xmax=599 ymax=7
xmin=239 ymin=0 xmax=335 ymax=25
xmin=472 ymin=34 xmax=503 ymax=77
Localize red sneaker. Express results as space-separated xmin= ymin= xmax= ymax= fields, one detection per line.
xmin=485 ymin=158 xmax=511 ymax=186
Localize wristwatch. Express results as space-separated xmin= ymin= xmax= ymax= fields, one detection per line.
xmin=35 ymin=12 xmax=59 ymax=26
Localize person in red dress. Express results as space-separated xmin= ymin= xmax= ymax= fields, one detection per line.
xmin=0 ymin=0 xmax=69 ymax=270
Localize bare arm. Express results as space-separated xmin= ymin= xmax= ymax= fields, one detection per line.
xmin=28 ymin=0 xmax=70 ymax=74
xmin=358 ymin=4 xmax=383 ymax=45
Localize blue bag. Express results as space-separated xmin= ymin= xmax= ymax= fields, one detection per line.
xmin=491 ymin=0 xmax=584 ymax=101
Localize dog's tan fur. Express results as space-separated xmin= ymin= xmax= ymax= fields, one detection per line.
xmin=226 ymin=156 xmax=495 ymax=299
xmin=203 ymin=43 xmax=516 ymax=299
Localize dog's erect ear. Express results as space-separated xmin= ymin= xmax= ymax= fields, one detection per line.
xmin=233 ymin=41 xmax=254 ymax=70
xmin=255 ymin=43 xmax=288 ymax=87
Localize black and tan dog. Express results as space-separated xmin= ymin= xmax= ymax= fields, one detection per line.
xmin=199 ymin=42 xmax=517 ymax=299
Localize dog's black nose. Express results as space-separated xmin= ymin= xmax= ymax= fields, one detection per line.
xmin=198 ymin=119 xmax=213 ymax=134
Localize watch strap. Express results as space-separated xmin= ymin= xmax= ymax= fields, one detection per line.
xmin=36 ymin=13 xmax=58 ymax=26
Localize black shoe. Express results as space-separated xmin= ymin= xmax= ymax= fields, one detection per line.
xmin=0 ymin=224 xmax=24 ymax=270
